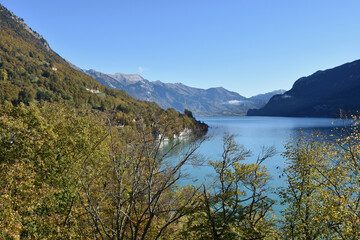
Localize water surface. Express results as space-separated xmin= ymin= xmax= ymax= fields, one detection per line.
xmin=189 ymin=116 xmax=343 ymax=182
xmin=179 ymin=116 xmax=345 ymax=216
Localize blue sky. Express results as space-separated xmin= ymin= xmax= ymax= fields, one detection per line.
xmin=2 ymin=0 xmax=360 ymax=97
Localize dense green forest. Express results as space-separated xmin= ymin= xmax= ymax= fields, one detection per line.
xmin=1 ymin=3 xmax=360 ymax=239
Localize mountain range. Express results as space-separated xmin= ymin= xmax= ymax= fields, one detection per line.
xmin=0 ymin=3 xmax=206 ymax=134
xmin=248 ymin=59 xmax=360 ymax=117
xmin=4 ymin=0 xmax=358 ymax=120
xmin=76 ymin=68 xmax=285 ymax=116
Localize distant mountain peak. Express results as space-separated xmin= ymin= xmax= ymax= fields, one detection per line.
xmin=66 ymin=63 xmax=284 ymax=116
xmin=81 ymin=68 xmax=284 ymax=116
xmin=249 ymin=89 xmax=286 ymax=102
xmin=108 ymin=73 xmax=145 ymax=85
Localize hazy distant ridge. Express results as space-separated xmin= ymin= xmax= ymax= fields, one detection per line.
xmin=78 ymin=68 xmax=283 ymax=116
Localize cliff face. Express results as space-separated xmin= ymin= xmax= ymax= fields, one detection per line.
xmin=248 ymin=60 xmax=360 ymax=117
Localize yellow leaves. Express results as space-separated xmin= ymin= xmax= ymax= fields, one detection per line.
xmin=281 ymin=119 xmax=360 ymax=238
xmin=0 ymin=102 xmax=113 ymax=238
xmin=0 ymin=69 xmax=8 ymax=81
xmin=0 ymin=161 xmax=42 ymax=238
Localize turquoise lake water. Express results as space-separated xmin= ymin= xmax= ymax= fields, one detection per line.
xmin=186 ymin=116 xmax=344 ymax=183
xmin=175 ymin=116 xmax=346 ymax=216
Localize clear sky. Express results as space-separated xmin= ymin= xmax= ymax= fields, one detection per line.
xmin=2 ymin=0 xmax=360 ymax=97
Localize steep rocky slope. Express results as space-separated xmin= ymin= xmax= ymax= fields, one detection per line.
xmin=248 ymin=60 xmax=360 ymax=117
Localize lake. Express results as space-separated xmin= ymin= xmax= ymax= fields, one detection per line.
xmin=184 ymin=116 xmax=345 ymax=183
xmin=177 ymin=116 xmax=346 ymax=216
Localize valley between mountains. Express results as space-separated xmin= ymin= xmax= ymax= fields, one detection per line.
xmin=74 ymin=67 xmax=285 ymax=116
xmin=3 ymin=2 xmax=360 ymax=239
xmin=72 ymin=58 xmax=360 ymax=119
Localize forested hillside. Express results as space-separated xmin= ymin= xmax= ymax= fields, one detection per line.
xmin=0 ymin=4 xmax=206 ymax=134
xmin=2 ymin=3 xmax=360 ymax=239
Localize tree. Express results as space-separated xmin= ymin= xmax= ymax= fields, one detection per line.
xmin=183 ymin=134 xmax=278 ymax=240
xmin=18 ymin=87 xmax=36 ymax=104
xmin=0 ymin=69 xmax=8 ymax=81
xmin=184 ymin=109 xmax=193 ymax=119
xmin=76 ymin=117 xmax=206 ymax=239
xmin=279 ymin=135 xmax=333 ymax=239
xmin=280 ymin=118 xmax=360 ymax=239
xmin=0 ymin=102 xmax=109 ymax=239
